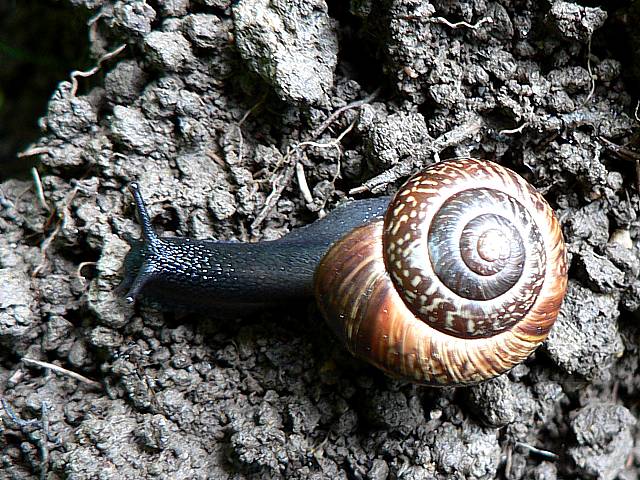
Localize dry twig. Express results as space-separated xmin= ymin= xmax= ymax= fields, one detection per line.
xmin=515 ymin=441 xmax=559 ymax=461
xmin=250 ymin=160 xmax=297 ymax=232
xmin=310 ymin=88 xmax=380 ymax=138
xmin=249 ymin=92 xmax=377 ymax=231
xmin=599 ymin=136 xmax=640 ymax=191
xmin=350 ymin=116 xmax=483 ymax=194
xmin=17 ymin=146 xmax=52 ymax=159
xmin=22 ymin=357 xmax=102 ymax=390
xmin=31 ymin=167 xmax=50 ymax=212
xmin=295 ymin=163 xmax=314 ymax=205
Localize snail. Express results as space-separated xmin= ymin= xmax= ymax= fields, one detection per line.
xmin=120 ymin=158 xmax=568 ymax=385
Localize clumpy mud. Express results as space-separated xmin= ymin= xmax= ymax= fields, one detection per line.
xmin=1 ymin=1 xmax=639 ymax=479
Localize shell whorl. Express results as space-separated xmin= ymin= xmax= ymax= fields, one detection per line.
xmin=314 ymin=158 xmax=568 ymax=385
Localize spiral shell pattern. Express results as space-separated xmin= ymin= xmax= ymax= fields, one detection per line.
xmin=314 ymin=158 xmax=568 ymax=385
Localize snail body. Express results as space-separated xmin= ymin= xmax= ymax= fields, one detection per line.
xmin=120 ymin=190 xmax=390 ymax=308
xmin=122 ymin=158 xmax=568 ymax=385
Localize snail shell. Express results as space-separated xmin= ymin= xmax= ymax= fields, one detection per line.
xmin=314 ymin=158 xmax=568 ymax=385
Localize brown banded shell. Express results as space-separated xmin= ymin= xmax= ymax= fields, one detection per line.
xmin=314 ymin=158 xmax=568 ymax=385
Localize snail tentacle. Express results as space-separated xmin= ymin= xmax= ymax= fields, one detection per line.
xmin=122 ymin=182 xmax=163 ymax=303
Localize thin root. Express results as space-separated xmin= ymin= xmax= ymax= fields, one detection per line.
xmin=76 ymin=261 xmax=97 ymax=287
xmin=431 ymin=16 xmax=493 ymax=30
xmin=311 ymin=88 xmax=380 ymax=138
xmin=250 ymin=96 xmax=370 ymax=231
xmin=582 ymin=34 xmax=596 ymax=106
xmin=70 ymin=43 xmax=126 ymax=97
xmin=33 ymin=187 xmax=78 ymax=277
xmin=598 ymin=136 xmax=640 ymax=191
xmin=499 ymin=122 xmax=529 ymax=136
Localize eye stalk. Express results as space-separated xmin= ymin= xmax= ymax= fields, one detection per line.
xmin=122 ymin=182 xmax=162 ymax=304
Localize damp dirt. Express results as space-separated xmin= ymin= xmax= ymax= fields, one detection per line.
xmin=0 ymin=1 xmax=639 ymax=479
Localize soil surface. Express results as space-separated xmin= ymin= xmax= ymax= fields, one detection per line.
xmin=1 ymin=1 xmax=639 ymax=479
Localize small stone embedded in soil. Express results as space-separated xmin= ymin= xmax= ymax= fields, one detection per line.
xmin=576 ymin=248 xmax=626 ymax=293
xmin=358 ymin=106 xmax=432 ymax=171
xmin=144 ymin=30 xmax=196 ymax=72
xmin=68 ymin=339 xmax=90 ymax=368
xmin=430 ymin=421 xmax=500 ymax=479
xmin=368 ymin=458 xmax=390 ymax=480
xmin=183 ymin=14 xmax=229 ymax=49
xmin=104 ymin=60 xmax=149 ymax=104
xmin=546 ymin=281 xmax=623 ymax=380
xmin=112 ymin=0 xmax=156 ymax=36
xmin=569 ymin=403 xmax=636 ymax=480
xmin=466 ymin=375 xmax=527 ymax=427
xmin=0 ymin=269 xmax=36 ymax=339
xmin=547 ymin=2 xmax=607 ymax=43
xmin=110 ymin=105 xmax=157 ymax=154
xmin=232 ymin=0 xmax=339 ymax=106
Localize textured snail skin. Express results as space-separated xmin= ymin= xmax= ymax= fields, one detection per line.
xmin=314 ymin=158 xmax=568 ymax=385
xmin=120 ymin=182 xmax=390 ymax=309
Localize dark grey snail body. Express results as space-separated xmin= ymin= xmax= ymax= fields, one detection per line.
xmin=121 ymin=182 xmax=391 ymax=309
xmin=122 ymin=159 xmax=568 ymax=385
